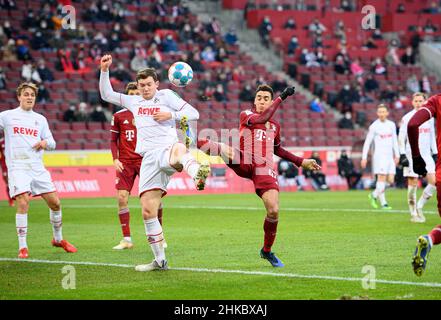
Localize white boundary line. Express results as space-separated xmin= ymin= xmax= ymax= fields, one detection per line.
xmin=58 ymin=204 xmax=438 ymax=215
xmin=1 ymin=257 xmax=441 ymax=288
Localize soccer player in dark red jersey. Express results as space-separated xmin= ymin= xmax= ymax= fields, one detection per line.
xmin=0 ymin=135 xmax=13 ymax=206
xmin=198 ymin=85 xmax=321 ymax=267
xmin=407 ymin=93 xmax=441 ymax=276
xmin=110 ymin=82 xmax=165 ymax=250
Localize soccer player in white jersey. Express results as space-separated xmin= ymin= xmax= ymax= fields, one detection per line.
xmin=99 ymin=54 xmax=209 ymax=272
xmin=399 ymin=92 xmax=437 ymax=223
xmin=0 ymin=82 xmax=77 ymax=259
xmin=361 ymin=104 xmax=400 ymax=210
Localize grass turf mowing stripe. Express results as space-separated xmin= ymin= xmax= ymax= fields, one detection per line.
xmin=60 ymin=204 xmax=438 ymax=215
xmin=1 ymin=257 xmax=440 ymax=289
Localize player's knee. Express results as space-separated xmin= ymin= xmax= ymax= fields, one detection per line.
xmin=16 ymin=196 xmax=29 ymax=212
xmin=266 ymin=205 xmax=279 ymax=218
xmin=142 ymin=204 xmax=158 ymax=218
xmin=173 ymin=143 xmax=187 ymax=157
xmin=49 ymin=199 xmax=61 ymax=211
xmin=118 ymin=194 xmax=129 ymax=208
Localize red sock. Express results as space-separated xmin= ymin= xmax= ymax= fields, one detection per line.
xmin=429 ymin=225 xmax=441 ymax=245
xmin=158 ymin=205 xmax=163 ymax=226
xmin=118 ymin=208 xmax=130 ymax=238
xmin=263 ymin=216 xmax=278 ymax=253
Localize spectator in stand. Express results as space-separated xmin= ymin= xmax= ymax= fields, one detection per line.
xmin=239 ymin=84 xmax=254 ymax=102
xmin=21 ymin=61 xmax=41 ymax=83
xmin=371 ymin=57 xmax=387 ymax=75
xmin=16 ymin=39 xmax=32 ymax=61
xmin=334 ymin=20 xmax=346 ymax=42
xmin=30 ymin=30 xmax=50 ymax=51
xmin=130 ymin=51 xmax=148 ymax=72
xmin=287 ymin=36 xmax=299 ymax=55
xmin=22 ymin=9 xmax=38 ymax=31
xmin=364 ymin=36 xmax=378 ymax=49
xmin=393 ymin=86 xmax=410 ymax=109
xmin=1 ymin=39 xmax=18 ymax=62
xmin=201 ymin=46 xmax=216 ymax=63
xmin=90 ymin=105 xmax=107 ymax=122
xmin=153 ymin=0 xmax=167 ymax=17
xmin=308 ymin=18 xmax=326 ymax=35
xmin=385 ymin=47 xmax=401 ymax=66
xmin=338 ymin=84 xmax=358 ymax=112
xmin=338 ymin=150 xmax=362 ymax=190
xmin=334 ymin=55 xmax=349 ymax=74
xmin=206 ymin=17 xmax=221 ymax=35
xmin=421 ymin=75 xmax=431 ymax=94
xmin=424 ymin=2 xmax=440 ymax=14
xmin=380 ymin=84 xmax=397 ymax=102
xmin=316 ymin=48 xmax=328 ymax=66
xmin=57 ymin=49 xmax=74 ymax=72
xmin=406 ymin=75 xmax=421 ymax=93
xmin=36 ymin=83 xmax=50 ymax=103
xmin=89 ymin=43 xmax=103 ymax=62
xmin=63 ymin=105 xmax=78 ymax=123
xmin=188 ymin=49 xmax=204 ymax=72
xmin=424 ymin=19 xmax=438 ymax=33
xmin=216 ymin=47 xmax=229 ymax=63
xmin=147 ymin=43 xmax=162 ymax=69
xmin=213 ymin=84 xmax=228 ymax=102
xmin=372 ymin=29 xmax=383 ymax=40
xmin=364 ymin=73 xmax=379 ymax=93
xmin=224 ymin=28 xmax=238 ymax=46
xmin=258 ymin=16 xmax=272 ymax=48
xmin=36 ymin=59 xmax=54 ymax=82
xmin=401 ymin=46 xmax=416 ymax=65
xmin=0 ymin=68 xmax=6 ymax=90
xmin=232 ymin=65 xmax=245 ymax=83
xmin=340 ymin=0 xmax=352 ymax=11
xmin=2 ymin=20 xmax=15 ymax=39
xmin=137 ymin=14 xmax=151 ymax=33
xmin=108 ymin=32 xmax=122 ymax=52
xmin=350 ymin=59 xmax=364 ymax=77
xmin=396 ymin=3 xmax=406 ymax=13
xmin=48 ymin=30 xmax=66 ymax=51
xmin=162 ymin=34 xmax=179 ymax=53
xmin=180 ymin=23 xmax=194 ymax=43
xmin=310 ymin=98 xmax=325 ymax=113
xmin=304 ymin=151 xmax=329 ymax=190
xmin=76 ymin=102 xmax=89 ymax=122
xmin=338 ymin=111 xmax=354 ymax=129
xmin=113 ymin=62 xmax=132 ymax=83
xmin=284 ymin=18 xmax=297 ymax=30
xmin=305 ymin=50 xmax=321 ymax=68
xmin=271 ymin=74 xmax=287 ymax=94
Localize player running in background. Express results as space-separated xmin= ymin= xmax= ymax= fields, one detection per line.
xmin=361 ymin=104 xmax=399 ymax=210
xmin=197 ymin=85 xmax=321 ymax=267
xmin=398 ymin=92 xmax=437 ymax=223
xmin=0 ymin=135 xmax=14 ymax=206
xmin=100 ymin=55 xmax=209 ymax=272
xmin=0 ymin=82 xmax=77 ymax=258
xmin=407 ymin=93 xmax=441 ymax=276
xmin=110 ymin=82 xmax=166 ymax=250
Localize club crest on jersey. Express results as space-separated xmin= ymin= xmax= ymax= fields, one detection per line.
xmin=154 ymin=97 xmax=159 ymax=103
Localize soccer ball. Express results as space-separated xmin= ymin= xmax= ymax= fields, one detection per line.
xmin=168 ymin=61 xmax=193 ymax=87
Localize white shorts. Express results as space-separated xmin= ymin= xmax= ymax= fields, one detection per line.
xmin=138 ymin=145 xmax=178 ymax=197
xmin=403 ymin=153 xmax=435 ymax=178
xmin=373 ymin=156 xmax=396 ymax=175
xmin=8 ymin=166 xmax=56 ymax=199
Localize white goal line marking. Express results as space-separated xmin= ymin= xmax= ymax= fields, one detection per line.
xmin=1 ymin=257 xmax=440 ymax=288
xmin=61 ymin=204 xmax=438 ymax=215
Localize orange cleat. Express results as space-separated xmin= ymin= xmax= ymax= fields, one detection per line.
xmin=18 ymin=248 xmax=29 ymax=259
xmin=52 ymin=239 xmax=77 ymax=253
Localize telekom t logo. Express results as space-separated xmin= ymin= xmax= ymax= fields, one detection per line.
xmin=255 ymin=129 xmax=267 ymax=142
xmin=126 ymin=130 xmax=135 ymax=141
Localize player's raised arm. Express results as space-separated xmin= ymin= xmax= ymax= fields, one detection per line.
xmin=248 ymin=86 xmax=295 ymax=125
xmin=361 ymin=125 xmax=375 ymax=169
xmin=99 ymin=55 xmax=132 ymax=109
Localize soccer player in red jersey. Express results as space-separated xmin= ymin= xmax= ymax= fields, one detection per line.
xmin=407 ymin=93 xmax=441 ymax=276
xmin=0 ymin=135 xmax=13 ymax=206
xmin=198 ymin=85 xmax=321 ymax=267
xmin=110 ymin=82 xmax=165 ymax=250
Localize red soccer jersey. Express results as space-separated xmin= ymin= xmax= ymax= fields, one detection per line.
xmin=239 ymin=109 xmax=281 ymax=167
xmin=421 ymin=94 xmax=441 ymax=156
xmin=110 ymin=109 xmax=142 ymax=164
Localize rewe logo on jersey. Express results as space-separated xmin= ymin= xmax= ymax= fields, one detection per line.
xmin=137 ymin=107 xmax=160 ymax=116
xmin=13 ymin=127 xmax=38 ymax=137
xmin=419 ymin=128 xmax=430 ymax=134
xmin=379 ymin=133 xmax=392 ymax=139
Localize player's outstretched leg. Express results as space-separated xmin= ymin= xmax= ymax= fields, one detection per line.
xmin=113 ymin=190 xmax=134 ymax=250
xmin=42 ymin=192 xmax=77 ymax=253
xmin=15 ymin=193 xmax=29 ymax=258
xmin=172 ymin=143 xmax=210 ymax=191
xmin=416 ymin=183 xmax=436 ymax=223
xmin=412 ymin=235 xmax=433 ymax=276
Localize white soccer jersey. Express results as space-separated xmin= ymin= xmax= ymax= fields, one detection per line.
xmin=362 ymin=119 xmax=399 ymax=161
xmin=100 ymin=71 xmax=199 ymax=156
xmin=0 ymin=107 xmax=56 ymax=169
xmin=399 ymin=109 xmax=437 ymax=157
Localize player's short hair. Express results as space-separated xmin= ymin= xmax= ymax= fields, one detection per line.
xmin=125 ymin=82 xmax=138 ymax=94
xmin=377 ymin=103 xmax=388 ymax=111
xmin=412 ymin=92 xmax=427 ymax=100
xmin=16 ymin=82 xmax=38 ymax=97
xmin=255 ymin=84 xmax=274 ymax=99
xmin=136 ymin=68 xmax=159 ymax=82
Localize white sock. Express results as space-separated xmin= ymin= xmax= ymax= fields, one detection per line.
xmin=16 ymin=213 xmax=28 ymax=249
xmin=124 ymin=237 xmax=132 ymax=242
xmin=417 ymin=184 xmax=436 ymax=210
xmin=144 ymin=218 xmax=165 ymax=263
xmin=180 ymin=152 xmax=200 ymax=179
xmin=376 ymin=181 xmax=387 ymax=206
xmin=50 ymin=209 xmax=63 ymax=242
xmin=408 ymin=185 xmax=417 ymax=216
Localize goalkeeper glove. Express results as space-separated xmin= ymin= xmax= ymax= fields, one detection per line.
xmin=280 ymin=86 xmax=296 ymax=100
xmin=412 ymin=155 xmax=427 ymax=176
xmin=399 ymin=154 xmax=409 ymax=167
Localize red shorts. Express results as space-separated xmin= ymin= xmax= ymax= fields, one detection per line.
xmin=227 ymin=149 xmax=279 ymax=198
xmin=116 ymin=161 xmax=141 ymax=192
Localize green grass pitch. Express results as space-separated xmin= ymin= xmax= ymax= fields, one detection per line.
xmin=1 ymin=190 xmax=441 ymax=300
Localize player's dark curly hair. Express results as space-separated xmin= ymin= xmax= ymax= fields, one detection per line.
xmin=136 ymin=68 xmax=159 ymax=82
xmin=125 ymin=82 xmax=138 ymax=94
xmin=255 ymin=84 xmax=274 ymax=99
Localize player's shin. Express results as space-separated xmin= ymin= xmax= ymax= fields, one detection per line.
xmin=16 ymin=213 xmax=28 ymax=249
xmin=118 ymin=207 xmax=131 ymax=241
xmin=263 ymin=216 xmax=278 ymax=253
xmin=408 ymin=185 xmax=417 ymax=216
xmin=50 ymin=209 xmax=63 ymax=242
xmin=376 ymin=181 xmax=387 ymax=206
xmin=417 ymin=184 xmax=436 ymax=210
xmin=144 ymin=218 xmax=166 ymax=263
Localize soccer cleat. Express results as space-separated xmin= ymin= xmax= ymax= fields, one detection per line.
xmin=368 ymin=193 xmax=379 ymax=209
xmin=412 ymin=235 xmax=432 ymax=276
xmin=18 ymin=248 xmax=28 ymax=259
xmin=52 ymin=239 xmax=77 ymax=253
xmin=410 ymin=216 xmax=425 ymax=223
xmin=416 ymin=208 xmax=426 ymax=223
xmin=112 ymin=239 xmax=134 ymax=250
xmin=135 ymin=259 xmax=168 ymax=272
xmin=260 ymin=248 xmax=284 ymax=267
xmin=194 ymin=164 xmax=210 ymax=191
xmin=381 ymin=204 xmax=392 ymax=210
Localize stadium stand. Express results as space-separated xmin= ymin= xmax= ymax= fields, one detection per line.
xmin=0 ymin=0 xmax=440 ymax=151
